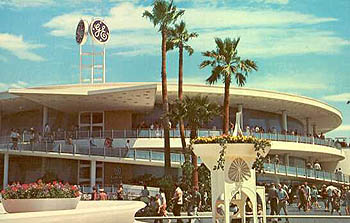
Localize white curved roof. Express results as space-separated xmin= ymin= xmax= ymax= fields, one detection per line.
xmin=2 ymin=82 xmax=342 ymax=133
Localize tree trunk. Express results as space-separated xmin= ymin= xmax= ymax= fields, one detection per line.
xmin=223 ymin=76 xmax=231 ymax=135
xmin=178 ymin=43 xmax=187 ymax=158
xmin=190 ymin=128 xmax=198 ymax=188
xmin=161 ymin=29 xmax=171 ymax=176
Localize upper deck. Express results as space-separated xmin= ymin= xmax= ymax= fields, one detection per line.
xmin=0 ymin=82 xmax=342 ymax=134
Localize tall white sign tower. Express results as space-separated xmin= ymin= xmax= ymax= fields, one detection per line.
xmin=75 ymin=18 xmax=110 ymax=84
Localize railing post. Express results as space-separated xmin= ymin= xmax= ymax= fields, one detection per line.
xmin=134 ymin=149 xmax=136 ymax=160
xmin=73 ymin=144 xmax=76 ymax=156
xmin=103 ymin=146 xmax=106 ymax=158
xmin=124 ymin=129 xmax=126 ymax=138
xmin=75 ymin=130 xmax=78 ymax=140
xmin=149 ymin=150 xmax=152 ymax=162
xmin=100 ymin=130 xmax=102 ymax=139
xmin=296 ymin=167 xmax=298 ymax=177
xmin=112 ymin=130 xmax=114 ymax=139
xmin=273 ymin=163 xmax=277 ymax=174
xmin=45 ymin=141 xmax=48 ymax=153
xmin=149 ymin=129 xmax=151 ymax=138
xmin=284 ymin=165 xmax=287 ymax=176
xmin=119 ymin=147 xmax=121 ymax=159
xmin=89 ymin=143 xmax=91 ymax=156
xmin=64 ymin=131 xmax=66 ymax=140
xmin=59 ymin=144 xmax=61 ymax=154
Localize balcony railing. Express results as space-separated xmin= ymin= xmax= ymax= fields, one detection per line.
xmin=0 ymin=129 xmax=341 ymax=149
xmin=0 ymin=141 xmax=185 ymax=165
xmin=263 ymin=163 xmax=350 ymax=184
xmin=1 ymin=140 xmax=349 ymax=185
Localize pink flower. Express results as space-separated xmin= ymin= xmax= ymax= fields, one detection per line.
xmin=1 ymin=190 xmax=5 ymax=194
xmin=22 ymin=184 xmax=29 ymax=190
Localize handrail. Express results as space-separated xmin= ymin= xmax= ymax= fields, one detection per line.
xmin=263 ymin=163 xmax=350 ymax=184
xmin=0 ymin=129 xmax=342 ymax=149
xmin=0 ymin=141 xmax=349 ymax=185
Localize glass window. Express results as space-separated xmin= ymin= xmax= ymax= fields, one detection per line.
xmin=80 ymin=112 xmax=91 ymax=124
xmin=92 ymin=112 xmax=103 ymax=124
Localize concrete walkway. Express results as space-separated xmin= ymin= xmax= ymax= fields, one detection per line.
xmin=0 ymin=200 xmax=145 ymax=223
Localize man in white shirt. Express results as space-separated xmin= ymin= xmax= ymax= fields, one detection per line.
xmin=172 ymin=183 xmax=183 ymax=223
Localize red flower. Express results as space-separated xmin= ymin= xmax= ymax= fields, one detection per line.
xmin=53 ymin=181 xmax=57 ymax=185
xmin=1 ymin=190 xmax=5 ymax=194
xmin=11 ymin=187 xmax=17 ymax=192
xmin=22 ymin=184 xmax=29 ymax=190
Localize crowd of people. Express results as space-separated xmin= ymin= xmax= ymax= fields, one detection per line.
xmin=267 ymin=181 xmax=350 ymax=220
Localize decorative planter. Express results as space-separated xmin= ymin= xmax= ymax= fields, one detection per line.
xmin=192 ymin=143 xmax=270 ymax=223
xmin=1 ymin=196 xmax=80 ymax=213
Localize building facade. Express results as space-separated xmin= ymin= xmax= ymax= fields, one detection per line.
xmin=0 ymin=82 xmax=348 ymax=190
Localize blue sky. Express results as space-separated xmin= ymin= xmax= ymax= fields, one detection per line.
xmin=0 ymin=0 xmax=349 ymax=137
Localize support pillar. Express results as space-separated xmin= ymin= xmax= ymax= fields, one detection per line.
xmin=3 ymin=153 xmax=9 ymax=189
xmin=306 ymin=118 xmax=311 ymax=136
xmin=90 ymin=160 xmax=96 ymax=187
xmin=312 ymin=124 xmax=317 ymax=136
xmin=237 ymin=104 xmax=243 ymax=129
xmin=42 ymin=106 xmax=48 ymax=133
xmin=282 ymin=110 xmax=288 ymax=133
xmin=284 ymin=153 xmax=290 ymax=166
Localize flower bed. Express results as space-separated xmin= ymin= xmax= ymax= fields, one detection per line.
xmin=1 ymin=180 xmax=81 ymax=213
xmin=1 ymin=180 xmax=80 ymax=200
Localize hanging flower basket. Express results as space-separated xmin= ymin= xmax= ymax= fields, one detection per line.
xmin=192 ymin=135 xmax=271 ymax=173
xmin=1 ymin=180 xmax=81 ymax=213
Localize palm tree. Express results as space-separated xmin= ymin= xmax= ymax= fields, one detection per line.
xmin=200 ymin=37 xmax=258 ymax=134
xmin=143 ymin=0 xmax=184 ymax=175
xmin=167 ymin=21 xmax=198 ymax=153
xmin=169 ymin=95 xmax=220 ymax=187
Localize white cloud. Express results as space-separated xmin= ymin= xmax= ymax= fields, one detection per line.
xmin=252 ymin=0 xmax=289 ymax=5
xmin=43 ymin=3 xmax=349 ymax=57
xmin=0 ymin=0 xmax=54 ymax=8
xmin=0 ymin=81 xmax=29 ymax=91
xmin=322 ymin=93 xmax=350 ymax=102
xmin=183 ymin=8 xmax=336 ymax=29
xmin=246 ymin=72 xmax=329 ymax=92
xmin=191 ymin=28 xmax=350 ymax=58
xmin=0 ymin=0 xmax=103 ymax=8
xmin=0 ymin=33 xmax=45 ymax=61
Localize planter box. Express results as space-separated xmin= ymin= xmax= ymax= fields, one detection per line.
xmin=1 ymin=196 xmax=80 ymax=213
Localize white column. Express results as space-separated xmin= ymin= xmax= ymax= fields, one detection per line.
xmin=237 ymin=104 xmax=243 ymax=129
xmin=282 ymin=110 xmax=288 ymax=132
xmin=306 ymin=118 xmax=310 ymax=136
xmin=42 ymin=106 xmax=48 ymax=132
xmin=3 ymin=153 xmax=9 ymax=189
xmin=284 ymin=153 xmax=290 ymax=166
xmin=90 ymin=160 xmax=96 ymax=187
xmin=312 ymin=124 xmax=317 ymax=135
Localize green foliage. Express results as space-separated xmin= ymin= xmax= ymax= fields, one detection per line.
xmin=142 ymin=0 xmax=184 ymax=32
xmin=166 ymin=21 xmax=198 ymax=54
xmin=168 ymin=95 xmax=221 ymax=133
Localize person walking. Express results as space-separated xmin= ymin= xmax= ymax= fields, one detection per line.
xmin=298 ymin=185 xmax=308 ymax=212
xmin=277 ymin=184 xmax=289 ymax=223
xmin=344 ymin=186 xmax=350 ymax=215
xmin=188 ymin=186 xmax=201 ymax=223
xmin=310 ymin=185 xmax=320 ymax=209
xmin=268 ymin=183 xmax=279 ymax=216
xmin=172 ymin=183 xmax=184 ymax=223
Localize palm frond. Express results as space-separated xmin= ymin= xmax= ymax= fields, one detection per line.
xmin=235 ymin=72 xmax=246 ymax=87
xmin=184 ymin=45 xmax=194 ymax=56
xmin=206 ymin=65 xmax=223 ymax=85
